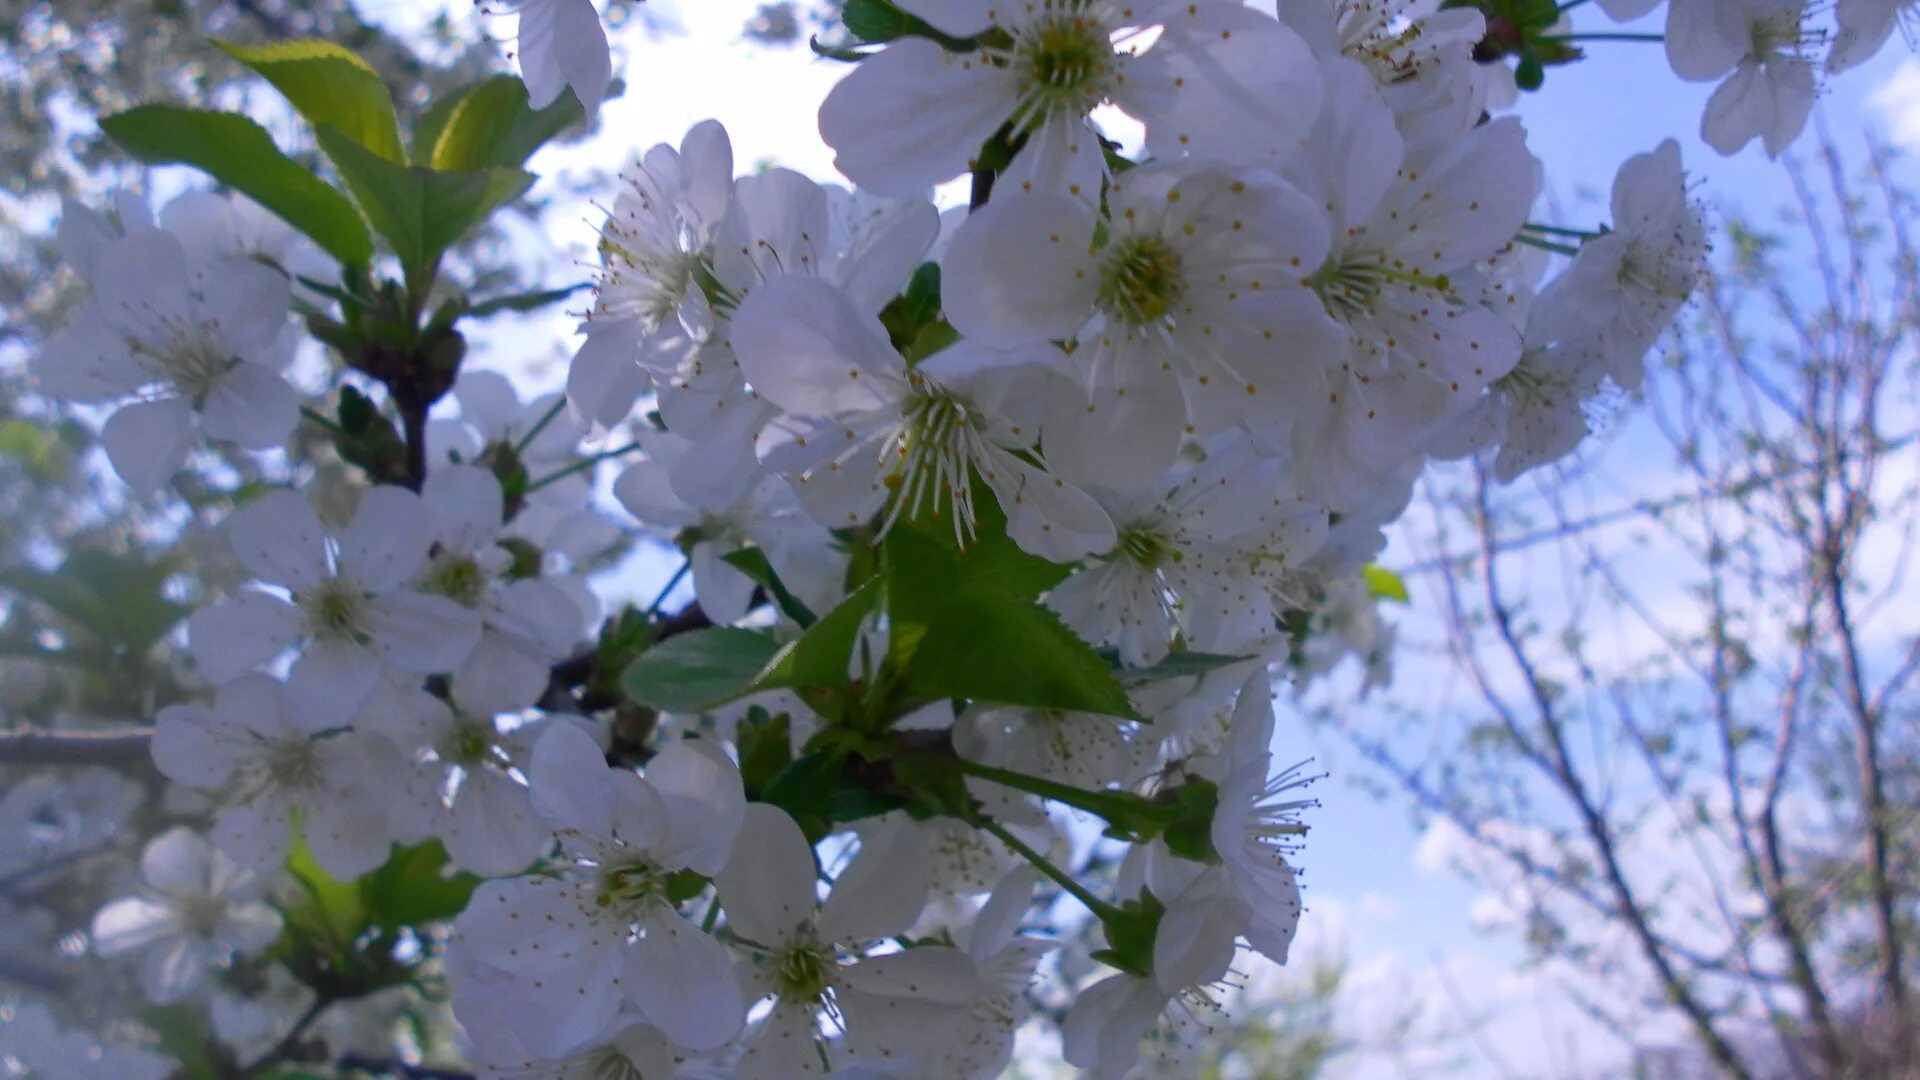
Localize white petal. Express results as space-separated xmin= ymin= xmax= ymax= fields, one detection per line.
xmin=730 ymin=275 xmax=904 ymax=417
xmin=212 ymin=800 xmax=292 ymax=873
xmin=141 ymin=936 xmax=208 ymax=1003
xmin=141 ymin=826 xmax=214 ymax=892
xmin=422 ymin=464 xmax=505 ymax=553
xmin=285 ymin=638 xmax=381 ymax=732
xmin=819 ymin=38 xmax=1018 ymax=197
xmin=303 ymin=792 xmax=395 ymax=879
xmin=647 ymin=739 xmax=747 ymax=877
xmin=445 ymin=770 xmax=548 ymax=876
xmin=91 ymin=897 xmax=179 ymax=957
xmin=566 ymin=324 xmax=652 ymax=434
xmin=529 ymin=718 xmax=621 ymax=838
xmin=102 ymin=397 xmax=195 ymax=493
xmin=986 ymin=453 xmax=1116 ymax=564
xmin=691 ymin=542 xmax=757 ymax=626
xmin=151 ymin=704 xmax=247 ymax=788
xmin=818 ymin=816 xmax=929 ymax=942
xmin=714 ymin=803 xmax=818 ymax=947
xmin=1145 ymin=5 xmax=1323 ymax=163
xmin=365 ymin=590 xmax=483 ymax=674
xmin=187 ymin=591 xmax=303 ymax=685
xmin=520 ymin=0 xmax=612 ymax=114
xmin=214 ymin=902 xmax=284 ymax=954
xmin=338 ymin=486 xmax=435 ymax=592
xmin=33 ymin=320 xmax=148 ymax=402
xmin=626 ymin=912 xmax=746 ymax=1051
xmin=942 ymin=192 xmax=1100 ymax=347
xmin=227 ymin=488 xmax=330 ymax=590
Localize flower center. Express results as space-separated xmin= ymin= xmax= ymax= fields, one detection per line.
xmin=299 ymin=578 xmax=370 ymax=643
xmin=421 ymin=550 xmax=488 ymax=608
xmin=772 ymin=943 xmax=833 ymax=1006
xmin=1098 ymin=235 xmax=1186 ymax=326
xmin=1310 ymin=248 xmax=1452 ymax=324
xmin=882 ymin=378 xmax=986 ymax=541
xmin=1016 ymin=10 xmax=1116 ymax=116
xmin=264 ymin=736 xmax=324 ymax=788
xmin=442 ymin=718 xmax=495 ymax=767
xmin=176 ymin=892 xmax=228 ymax=939
xmin=1117 ymin=524 xmax=1176 ymax=569
xmin=594 ymin=860 xmax=664 ymax=910
xmin=134 ymin=329 xmax=234 ymax=402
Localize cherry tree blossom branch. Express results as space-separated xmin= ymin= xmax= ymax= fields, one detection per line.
xmin=0 ymin=727 xmax=154 ymax=765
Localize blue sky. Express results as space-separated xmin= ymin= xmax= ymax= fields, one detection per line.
xmin=365 ymin=1 xmax=1920 ymax=1072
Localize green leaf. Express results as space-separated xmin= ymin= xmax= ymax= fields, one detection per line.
xmin=841 ymin=0 xmax=977 ymax=48
xmin=282 ymin=834 xmax=370 ymax=948
xmin=759 ymin=750 xmax=846 ymax=841
xmin=877 ymin=491 xmax=1129 ymax=717
xmin=1362 ymin=563 xmax=1410 ymax=605
xmin=907 ymin=584 xmax=1137 ymax=717
xmin=736 ymin=708 xmax=794 ymax=799
xmin=722 ymin=546 xmax=819 ymax=627
xmin=360 ymin=841 xmax=480 ymax=931
xmin=882 ymin=496 xmax=1069 ymax=669
xmin=0 ymin=550 xmax=187 ymax=656
xmin=425 ymin=75 xmax=585 ymax=171
xmin=98 ymin=107 xmax=374 ymax=267
xmin=749 ymin=577 xmax=882 ymax=702
xmin=216 ymin=38 xmax=405 ymax=162
xmin=621 ymin=627 xmax=782 ymax=712
xmin=463 ymin=282 xmax=591 ymax=319
xmin=316 ymin=124 xmax=533 ymax=278
xmin=140 ymin=1005 xmax=221 ymax=1080
xmin=1113 ymin=650 xmax=1251 ymax=687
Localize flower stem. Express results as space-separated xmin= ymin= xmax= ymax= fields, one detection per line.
xmin=513 ymin=397 xmax=567 ymax=456
xmin=952 ymin=759 xmax=1156 ymax=827
xmin=974 ymin=815 xmax=1122 ymax=923
xmin=1522 ymin=221 xmax=1601 ymax=240
xmin=647 ymin=561 xmax=691 ymax=619
xmin=300 ymin=405 xmax=345 ymax=435
xmin=523 ymin=441 xmax=642 ymax=493
xmin=1516 ymin=234 xmax=1583 ymax=257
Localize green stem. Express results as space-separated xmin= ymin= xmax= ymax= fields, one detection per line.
xmin=1522 ymin=221 xmax=1601 ymax=240
xmin=700 ymin=895 xmax=721 ymax=933
xmin=1516 ymin=234 xmax=1582 ymax=257
xmin=513 ymin=397 xmax=567 ymax=456
xmin=1557 ymin=0 xmax=1592 ymax=10
xmin=952 ymin=759 xmax=1153 ymax=825
xmin=647 ymin=562 xmax=691 ymax=619
xmin=975 ymin=816 xmax=1121 ymax=923
xmin=1540 ymin=31 xmax=1664 ymax=42
xmin=523 ymin=441 xmax=643 ymax=493
xmin=300 ymin=405 xmax=345 ymax=435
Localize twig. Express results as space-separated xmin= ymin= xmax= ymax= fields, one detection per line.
xmin=0 ymin=727 xmax=154 ymax=765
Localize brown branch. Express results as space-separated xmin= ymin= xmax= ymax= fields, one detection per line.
xmin=1471 ymin=464 xmax=1752 ymax=1079
xmin=0 ymin=727 xmax=154 ymax=765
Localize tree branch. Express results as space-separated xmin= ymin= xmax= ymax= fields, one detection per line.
xmin=0 ymin=727 xmax=154 ymax=765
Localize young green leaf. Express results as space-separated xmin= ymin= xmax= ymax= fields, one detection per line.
xmin=359 ymin=841 xmax=482 ymax=931
xmin=315 ymin=124 xmax=533 ymax=280
xmin=424 ymin=76 xmax=586 ymax=171
xmin=907 ymin=584 xmax=1138 ymax=718
xmin=216 ymin=39 xmax=405 ymax=162
xmin=721 ymin=546 xmax=819 ymax=627
xmin=621 ymin=627 xmax=782 ymax=712
xmin=98 ymin=107 xmax=374 ymax=267
xmin=1362 ymin=563 xmax=1411 ymax=604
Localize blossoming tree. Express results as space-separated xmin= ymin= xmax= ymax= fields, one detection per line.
xmin=0 ymin=0 xmax=1898 ymax=1074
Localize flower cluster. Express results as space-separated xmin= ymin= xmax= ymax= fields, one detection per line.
xmin=12 ymin=0 xmax=1748 ymax=1075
